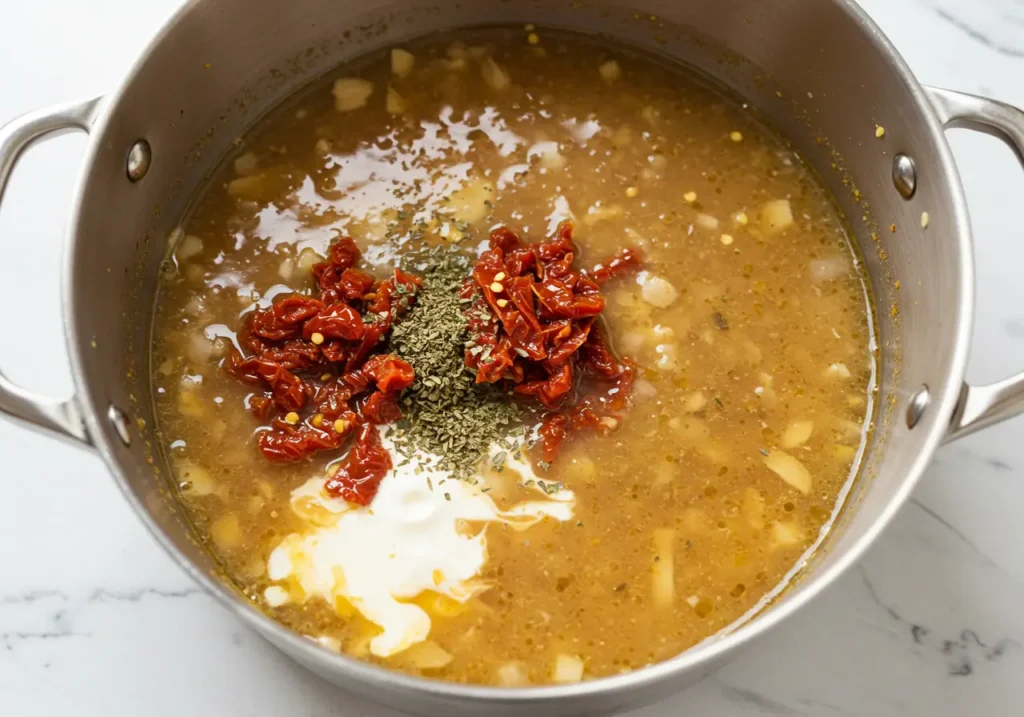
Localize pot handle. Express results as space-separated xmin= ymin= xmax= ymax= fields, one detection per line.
xmin=0 ymin=97 xmax=103 ymax=448
xmin=925 ymin=86 xmax=1024 ymax=441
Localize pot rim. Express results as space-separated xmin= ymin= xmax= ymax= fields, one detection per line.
xmin=62 ymin=0 xmax=975 ymax=705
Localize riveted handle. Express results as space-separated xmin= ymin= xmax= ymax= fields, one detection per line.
xmin=925 ymin=86 xmax=1024 ymax=441
xmin=0 ymin=97 xmax=103 ymax=447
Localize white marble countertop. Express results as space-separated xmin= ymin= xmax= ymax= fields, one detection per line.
xmin=2 ymin=0 xmax=1024 ymax=714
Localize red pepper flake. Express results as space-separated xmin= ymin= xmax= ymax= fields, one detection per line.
xmin=464 ymin=221 xmax=641 ymax=464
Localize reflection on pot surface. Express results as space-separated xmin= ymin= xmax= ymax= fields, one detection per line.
xmin=150 ymin=27 xmax=875 ymax=686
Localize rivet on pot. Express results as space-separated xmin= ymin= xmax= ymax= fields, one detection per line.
xmin=126 ymin=139 xmax=152 ymax=182
xmin=892 ymin=154 xmax=916 ymax=199
xmin=108 ymin=404 xmax=131 ymax=446
xmin=906 ymin=385 xmax=930 ymax=429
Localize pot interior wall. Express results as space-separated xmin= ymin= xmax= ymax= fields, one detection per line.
xmin=65 ymin=0 xmax=967 ymax=708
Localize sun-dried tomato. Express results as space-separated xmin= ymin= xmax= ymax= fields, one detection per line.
xmin=320 ymin=339 xmax=349 ymax=364
xmin=344 ymin=323 xmax=385 ymax=374
xmin=324 ymin=424 xmax=392 ymax=506
xmin=222 ymin=234 xmax=421 ymax=480
xmin=257 ymin=340 xmax=322 ymax=371
xmin=312 ymin=380 xmax=355 ymax=421
xmin=226 ymin=350 xmax=308 ymax=412
xmin=359 ymin=390 xmax=403 ymax=424
xmin=465 ymin=221 xmax=642 ymax=466
xmin=534 ymin=277 xmax=605 ymax=320
xmin=302 ymin=302 xmax=366 ymax=341
xmin=257 ymin=420 xmax=346 ymax=463
xmin=588 ymin=247 xmax=642 ymax=284
xmin=514 ymin=362 xmax=574 ymax=409
xmin=313 ymin=237 xmax=363 ymax=302
xmin=578 ymin=328 xmax=619 ymax=378
xmin=536 ymin=355 xmax=635 ymax=461
xmin=367 ymin=268 xmax=422 ymax=317
xmin=362 ymin=354 xmax=415 ymax=394
xmin=261 ymin=363 xmax=307 ymax=413
xmin=250 ymin=296 xmax=324 ymax=341
xmin=249 ymin=394 xmax=274 ymax=421
xmin=336 ymin=268 xmax=376 ymax=300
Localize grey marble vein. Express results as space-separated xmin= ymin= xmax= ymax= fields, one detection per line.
xmin=908 ymin=498 xmax=995 ymax=566
xmin=1 ymin=610 xmax=89 ymax=651
xmin=858 ymin=567 xmax=1021 ymax=677
xmin=931 ymin=6 xmax=1024 ymax=57
xmin=718 ymin=685 xmax=803 ymax=715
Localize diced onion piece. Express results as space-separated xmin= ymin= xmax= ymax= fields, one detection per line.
xmin=779 ymin=420 xmax=814 ymax=448
xmin=641 ymin=275 xmax=679 ymax=308
xmin=264 ymin=586 xmax=290 ymax=607
xmin=391 ymin=48 xmax=415 ymax=77
xmin=598 ymin=60 xmax=621 ymax=84
xmin=538 ymin=147 xmax=566 ymax=170
xmin=836 ymin=418 xmax=863 ymax=440
xmin=386 ymin=86 xmax=406 ymax=114
xmin=825 ymin=362 xmax=852 ymax=379
xmin=346 ymin=629 xmax=375 ymax=658
xmin=760 ymin=199 xmax=794 ymax=234
xmin=332 ymin=77 xmax=374 ymax=112
xmin=619 ymin=331 xmax=645 ymax=353
xmin=833 ymin=444 xmax=856 ymax=461
xmin=401 ymin=640 xmax=453 ymax=670
xmin=763 ymin=450 xmax=812 ymax=494
xmin=682 ymin=391 xmax=707 ymax=413
xmin=278 ymin=257 xmax=296 ymax=282
xmin=562 ymin=454 xmax=597 ymax=484
xmin=654 ymin=343 xmax=680 ymax=371
xmin=497 ymin=661 xmax=531 ymax=687
xmin=480 ymin=57 xmax=510 ymax=90
xmin=417 ymin=591 xmax=468 ymax=618
xmin=633 ymin=378 xmax=657 ymax=400
xmin=809 ymin=257 xmax=848 ymax=282
xmin=612 ymin=124 xmax=632 ymax=148
xmin=681 ymin=507 xmax=713 ymax=534
xmin=315 ymin=635 xmax=342 ymax=653
xmin=742 ymin=488 xmax=765 ymax=530
xmin=743 ymin=340 xmax=763 ymax=365
xmin=233 ymin=152 xmax=258 ymax=176
xmin=297 ymin=247 xmax=325 ymax=275
xmin=651 ymin=528 xmax=675 ymax=608
xmin=176 ymin=459 xmax=216 ymax=496
xmin=583 ymin=203 xmax=623 ymax=225
xmin=176 ymin=234 xmax=204 ymax=261
xmin=553 ymin=654 xmax=585 ymax=684
xmin=772 ymin=521 xmax=806 ymax=547
xmin=177 ymin=388 xmax=205 ymax=419
xmin=227 ymin=174 xmax=264 ymax=199
xmin=314 ymin=138 xmax=332 ymax=155
xmin=696 ymin=213 xmax=720 ymax=230
xmin=444 ymin=177 xmax=494 ymax=224
xmin=210 ymin=513 xmax=242 ymax=549
xmin=166 ymin=226 xmax=184 ymax=252
xmin=186 ymin=332 xmax=217 ymax=364
xmin=652 ymin=461 xmax=675 ymax=488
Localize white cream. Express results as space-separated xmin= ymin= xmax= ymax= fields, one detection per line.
xmin=265 ymin=433 xmax=573 ymax=657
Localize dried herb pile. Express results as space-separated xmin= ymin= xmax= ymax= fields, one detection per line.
xmin=388 ymin=247 xmax=521 ymax=477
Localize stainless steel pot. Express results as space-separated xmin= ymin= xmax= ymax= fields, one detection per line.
xmin=3 ymin=1 xmax=1024 ymax=715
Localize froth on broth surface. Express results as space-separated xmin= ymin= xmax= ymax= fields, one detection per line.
xmin=151 ymin=26 xmax=875 ymax=685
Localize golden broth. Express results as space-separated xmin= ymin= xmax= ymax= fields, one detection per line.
xmin=151 ymin=26 xmax=874 ymax=685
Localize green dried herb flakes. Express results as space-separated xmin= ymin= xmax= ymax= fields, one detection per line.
xmin=389 ymin=249 xmax=522 ymax=479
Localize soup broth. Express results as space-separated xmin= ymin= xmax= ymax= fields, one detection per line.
xmin=151 ymin=26 xmax=874 ymax=685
